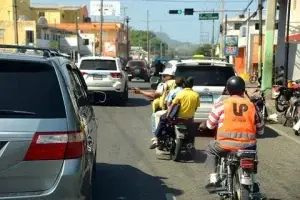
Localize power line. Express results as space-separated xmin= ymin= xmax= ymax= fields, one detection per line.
xmin=141 ymin=0 xmax=250 ymax=2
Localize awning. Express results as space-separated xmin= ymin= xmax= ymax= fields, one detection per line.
xmin=286 ymin=33 xmax=300 ymax=42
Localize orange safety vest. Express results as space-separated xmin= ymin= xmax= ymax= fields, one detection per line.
xmin=217 ymin=97 xmax=257 ymax=151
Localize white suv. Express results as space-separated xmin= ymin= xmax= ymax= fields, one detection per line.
xmin=175 ymin=59 xmax=236 ymax=123
xmin=78 ymin=56 xmax=128 ymax=105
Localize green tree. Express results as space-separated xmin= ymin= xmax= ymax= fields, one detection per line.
xmin=194 ymin=44 xmax=213 ymax=57
xmin=129 ymin=29 xmax=168 ymax=56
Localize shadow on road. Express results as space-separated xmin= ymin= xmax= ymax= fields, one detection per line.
xmin=94 ymin=163 xmax=183 ymax=200
xmin=257 ymin=126 xmax=279 ymax=139
xmin=193 ymin=149 xmax=207 ymax=163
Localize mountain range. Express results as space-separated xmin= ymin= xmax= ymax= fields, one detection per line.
xmin=155 ymin=32 xmax=199 ymax=55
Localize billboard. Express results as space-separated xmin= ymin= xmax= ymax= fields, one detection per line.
xmin=90 ymin=1 xmax=120 ymax=16
xmin=224 ymin=35 xmax=239 ymax=56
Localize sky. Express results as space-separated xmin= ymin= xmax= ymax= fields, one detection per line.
xmin=31 ymin=0 xmax=258 ymax=44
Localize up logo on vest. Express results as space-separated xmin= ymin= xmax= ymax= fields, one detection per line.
xmin=233 ymin=103 xmax=249 ymax=116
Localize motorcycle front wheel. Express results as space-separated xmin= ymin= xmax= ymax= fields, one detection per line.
xmin=275 ymin=93 xmax=289 ymax=113
xmin=170 ymin=138 xmax=182 ymax=162
xmin=232 ymin=170 xmax=251 ymax=200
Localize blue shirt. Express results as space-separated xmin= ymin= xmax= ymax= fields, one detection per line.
xmin=165 ymin=87 xmax=183 ymax=104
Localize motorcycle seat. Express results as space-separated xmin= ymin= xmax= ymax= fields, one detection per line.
xmin=235 ymin=150 xmax=257 ymax=158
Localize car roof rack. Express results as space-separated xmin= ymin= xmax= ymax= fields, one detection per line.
xmin=0 ymin=44 xmax=53 ymax=58
xmin=175 ymin=56 xmax=227 ymax=62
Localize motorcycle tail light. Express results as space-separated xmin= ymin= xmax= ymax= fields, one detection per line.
xmin=240 ymin=158 xmax=255 ymax=169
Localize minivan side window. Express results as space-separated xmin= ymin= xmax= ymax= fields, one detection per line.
xmin=66 ymin=65 xmax=88 ymax=107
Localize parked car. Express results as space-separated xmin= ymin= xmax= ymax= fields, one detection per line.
xmin=175 ymin=59 xmax=236 ymax=123
xmin=78 ymin=56 xmax=129 ymax=105
xmin=0 ymin=45 xmax=97 ymax=200
xmin=125 ymin=59 xmax=150 ymax=82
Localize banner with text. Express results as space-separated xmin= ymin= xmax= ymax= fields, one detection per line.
xmin=224 ymin=35 xmax=239 ymax=56
xmin=90 ymin=1 xmax=121 ymax=16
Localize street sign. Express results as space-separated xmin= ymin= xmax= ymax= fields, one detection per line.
xmin=224 ymin=35 xmax=239 ymax=56
xmin=199 ymin=13 xmax=219 ymax=20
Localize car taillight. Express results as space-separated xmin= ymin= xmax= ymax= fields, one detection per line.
xmin=81 ymin=72 xmax=87 ymax=75
xmin=111 ymin=72 xmax=122 ymax=79
xmin=240 ymin=158 xmax=255 ymax=169
xmin=24 ymin=131 xmax=84 ymax=161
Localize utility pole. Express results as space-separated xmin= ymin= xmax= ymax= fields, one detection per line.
xmin=125 ymin=16 xmax=130 ymax=60
xmin=219 ymin=0 xmax=225 ymax=58
xmin=146 ymin=10 xmax=150 ymax=63
xmin=211 ymin=18 xmax=215 ymax=57
xmin=13 ymin=0 xmax=19 ymax=45
xmin=99 ymin=0 xmax=104 ymax=56
xmin=284 ymin=0 xmax=292 ymax=87
xmin=160 ymin=26 xmax=163 ymax=57
xmin=245 ymin=9 xmax=250 ymax=73
xmin=123 ymin=7 xmax=128 ymax=24
xmin=224 ymin=14 xmax=229 ymax=63
xmin=257 ymin=0 xmax=263 ymax=78
xmin=75 ymin=9 xmax=81 ymax=60
xmin=261 ymin=0 xmax=277 ymax=97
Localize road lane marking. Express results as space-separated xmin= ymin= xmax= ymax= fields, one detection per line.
xmin=166 ymin=193 xmax=177 ymax=200
xmin=267 ymin=125 xmax=300 ymax=145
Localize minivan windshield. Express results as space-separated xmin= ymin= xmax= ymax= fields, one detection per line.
xmin=175 ymin=65 xmax=235 ymax=86
xmin=80 ymin=59 xmax=117 ymax=70
xmin=0 ymin=60 xmax=66 ymax=118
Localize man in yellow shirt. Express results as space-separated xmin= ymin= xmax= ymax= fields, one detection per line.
xmin=150 ymin=77 xmax=200 ymax=149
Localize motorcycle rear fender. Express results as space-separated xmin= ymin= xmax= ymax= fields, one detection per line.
xmin=174 ymin=124 xmax=188 ymax=139
xmin=238 ymin=167 xmax=254 ymax=186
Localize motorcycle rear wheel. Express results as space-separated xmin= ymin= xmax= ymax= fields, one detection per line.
xmin=232 ymin=170 xmax=251 ymax=200
xmin=170 ymin=138 xmax=182 ymax=162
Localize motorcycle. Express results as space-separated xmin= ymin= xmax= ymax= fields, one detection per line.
xmin=249 ymin=71 xmax=258 ymax=84
xmin=158 ymin=119 xmax=194 ymax=161
xmin=283 ymin=86 xmax=300 ymax=135
xmin=216 ymin=149 xmax=264 ymax=200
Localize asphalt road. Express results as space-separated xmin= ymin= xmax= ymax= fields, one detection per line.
xmin=93 ymin=80 xmax=300 ymax=200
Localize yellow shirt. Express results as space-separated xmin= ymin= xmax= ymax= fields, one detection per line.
xmin=172 ymin=88 xmax=200 ymax=119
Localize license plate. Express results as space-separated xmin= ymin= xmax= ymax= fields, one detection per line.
xmin=200 ymin=95 xmax=213 ymax=102
xmin=128 ymin=74 xmax=132 ymax=77
xmin=134 ymin=69 xmax=140 ymax=73
xmin=93 ymin=75 xmax=103 ymax=80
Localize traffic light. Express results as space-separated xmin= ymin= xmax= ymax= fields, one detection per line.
xmin=169 ymin=10 xmax=182 ymax=14
xmin=184 ymin=8 xmax=194 ymax=15
xmin=275 ymin=65 xmax=285 ymax=85
xmin=220 ymin=24 xmax=223 ymax=33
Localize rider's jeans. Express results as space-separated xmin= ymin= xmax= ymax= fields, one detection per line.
xmin=204 ymin=140 xmax=257 ymax=173
xmin=151 ymin=110 xmax=167 ymax=137
xmin=151 ymin=113 xmax=156 ymax=136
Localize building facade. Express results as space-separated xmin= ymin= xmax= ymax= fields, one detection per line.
xmin=224 ymin=15 xmax=278 ymax=75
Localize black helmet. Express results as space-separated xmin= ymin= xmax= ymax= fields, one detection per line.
xmin=226 ymin=76 xmax=245 ymax=95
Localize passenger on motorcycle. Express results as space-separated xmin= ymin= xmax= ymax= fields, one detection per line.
xmin=200 ymin=76 xmax=264 ymax=193
xmin=149 ymin=77 xmax=200 ymax=149
xmin=132 ymin=68 xmax=176 ymax=141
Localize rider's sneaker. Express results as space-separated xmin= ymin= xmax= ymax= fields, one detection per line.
xmin=205 ymin=182 xmax=221 ymax=194
xmin=205 ymin=173 xmax=221 ymax=193
xmin=149 ymin=142 xmax=158 ymax=149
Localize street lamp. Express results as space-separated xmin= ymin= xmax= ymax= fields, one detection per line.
xmin=125 ymin=16 xmax=130 ymax=60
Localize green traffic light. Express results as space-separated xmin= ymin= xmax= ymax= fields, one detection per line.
xmin=178 ymin=10 xmax=182 ymax=14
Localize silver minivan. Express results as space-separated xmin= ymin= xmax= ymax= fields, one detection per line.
xmin=175 ymin=60 xmax=236 ymax=122
xmin=0 ymin=51 xmax=97 ymax=200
